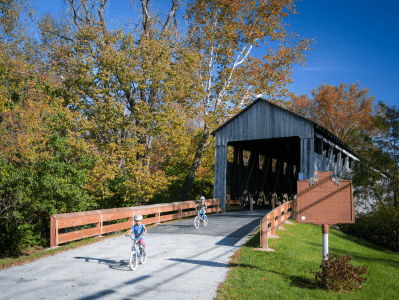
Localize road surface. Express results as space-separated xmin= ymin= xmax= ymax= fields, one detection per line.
xmin=1 ymin=210 xmax=269 ymax=300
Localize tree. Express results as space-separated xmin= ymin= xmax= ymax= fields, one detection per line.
xmin=373 ymin=102 xmax=399 ymax=207
xmin=0 ymin=50 xmax=100 ymax=251
xmin=40 ymin=0 xmax=201 ymax=204
xmin=0 ymin=0 xmax=21 ymax=39
xmin=178 ymin=0 xmax=312 ymax=199
xmin=340 ymin=103 xmax=399 ymax=251
xmin=286 ymin=82 xmax=378 ymax=150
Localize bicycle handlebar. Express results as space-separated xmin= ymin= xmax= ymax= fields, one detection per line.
xmin=128 ymin=234 xmax=142 ymax=242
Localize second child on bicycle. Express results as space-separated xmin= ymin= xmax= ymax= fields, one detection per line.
xmin=126 ymin=214 xmax=147 ymax=252
xmin=195 ymin=196 xmax=207 ymax=223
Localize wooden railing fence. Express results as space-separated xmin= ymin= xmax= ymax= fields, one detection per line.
xmin=225 ymin=198 xmax=241 ymax=211
xmin=256 ymin=199 xmax=297 ymax=251
xmin=225 ymin=194 xmax=277 ymax=211
xmin=50 ymin=199 xmax=220 ymax=247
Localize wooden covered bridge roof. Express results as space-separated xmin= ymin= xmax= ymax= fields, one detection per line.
xmin=212 ymin=98 xmax=357 ymax=158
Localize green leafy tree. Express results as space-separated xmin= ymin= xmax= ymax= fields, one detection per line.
xmin=340 ymin=103 xmax=399 ymax=251
xmin=347 ymin=102 xmax=398 ymax=210
xmin=0 ymin=62 xmax=99 ymax=252
xmin=365 ymin=102 xmax=399 ymax=208
xmin=0 ymin=134 xmax=98 ymax=252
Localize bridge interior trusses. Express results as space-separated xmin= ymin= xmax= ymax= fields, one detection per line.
xmin=226 ymin=137 xmax=300 ymax=209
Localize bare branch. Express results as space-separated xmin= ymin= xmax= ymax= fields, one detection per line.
xmin=141 ymin=0 xmax=151 ymax=37
xmin=239 ymin=85 xmax=254 ymax=107
xmin=65 ymin=0 xmax=82 ymax=30
xmin=214 ymin=42 xmax=255 ymax=109
xmin=98 ymin=0 xmax=108 ymax=35
xmin=82 ymin=2 xmax=92 ymax=26
xmin=40 ymin=27 xmax=74 ymax=42
xmin=160 ymin=0 xmax=178 ymax=36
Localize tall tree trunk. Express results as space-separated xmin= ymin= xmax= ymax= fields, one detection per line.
xmin=393 ymin=173 xmax=398 ymax=208
xmin=179 ymin=125 xmax=210 ymax=200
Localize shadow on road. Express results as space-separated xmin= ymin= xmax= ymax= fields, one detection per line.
xmin=162 ymin=224 xmax=195 ymax=228
xmin=216 ymin=218 xmax=261 ymax=246
xmin=76 ymin=276 xmax=151 ymax=300
xmin=74 ymin=256 xmax=132 ymax=271
xmin=168 ymin=258 xmax=229 ymax=267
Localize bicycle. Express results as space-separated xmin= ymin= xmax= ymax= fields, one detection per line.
xmin=128 ymin=235 xmax=147 ymax=270
xmin=194 ymin=209 xmax=208 ymax=228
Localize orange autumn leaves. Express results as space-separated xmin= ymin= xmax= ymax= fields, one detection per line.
xmin=286 ymin=82 xmax=379 ymax=150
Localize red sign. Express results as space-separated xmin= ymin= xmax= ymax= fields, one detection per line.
xmin=296 ymin=171 xmax=354 ymax=225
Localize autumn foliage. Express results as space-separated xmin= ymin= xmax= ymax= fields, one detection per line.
xmin=8 ymin=1 xmax=399 ymax=255
xmin=286 ymin=82 xmax=378 ymax=150
xmin=287 ymin=83 xmax=399 ymax=251
xmin=0 ymin=0 xmax=215 ymax=252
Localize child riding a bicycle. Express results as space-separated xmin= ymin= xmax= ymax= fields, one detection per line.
xmin=195 ymin=196 xmax=207 ymax=222
xmin=126 ymin=214 xmax=147 ymax=249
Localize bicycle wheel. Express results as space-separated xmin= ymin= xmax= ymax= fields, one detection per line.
xmin=129 ymin=251 xmax=137 ymax=270
xmin=194 ymin=216 xmax=200 ymax=228
xmin=203 ymin=215 xmax=208 ymax=226
xmin=140 ymin=247 xmax=146 ymax=264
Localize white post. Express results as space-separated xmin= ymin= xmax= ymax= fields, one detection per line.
xmin=322 ymin=224 xmax=329 ymax=261
xmin=322 ymin=232 xmax=329 ymax=260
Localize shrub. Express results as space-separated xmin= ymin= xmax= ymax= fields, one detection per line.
xmin=340 ymin=204 xmax=399 ymax=251
xmin=313 ymin=254 xmax=369 ymax=292
xmin=0 ymin=135 xmax=98 ymax=253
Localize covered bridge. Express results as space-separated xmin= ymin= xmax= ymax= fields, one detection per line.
xmin=212 ymin=98 xmax=358 ymax=211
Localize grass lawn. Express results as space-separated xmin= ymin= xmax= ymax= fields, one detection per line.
xmin=216 ymin=219 xmax=399 ymax=300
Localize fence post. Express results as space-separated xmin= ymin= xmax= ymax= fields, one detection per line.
xmin=277 ymin=206 xmax=281 ymax=227
xmin=266 ymin=214 xmax=271 ymax=247
xmin=271 ymin=210 xmax=276 ymax=236
xmin=101 ymin=214 xmax=103 ymax=236
xmin=179 ymin=204 xmax=183 ymax=219
xmin=260 ymin=218 xmax=265 ymax=248
xmin=96 ymin=214 xmax=103 ymax=237
xmin=50 ymin=215 xmax=56 ymax=247
xmin=281 ymin=204 xmax=286 ymax=223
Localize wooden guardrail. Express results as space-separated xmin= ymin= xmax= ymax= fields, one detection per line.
xmin=50 ymin=198 xmax=220 ymax=247
xmin=225 ymin=194 xmax=274 ymax=211
xmin=256 ymin=199 xmax=297 ymax=251
xmin=225 ymin=199 xmax=241 ymax=211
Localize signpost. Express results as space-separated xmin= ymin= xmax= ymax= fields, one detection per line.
xmin=296 ymin=171 xmax=355 ymax=260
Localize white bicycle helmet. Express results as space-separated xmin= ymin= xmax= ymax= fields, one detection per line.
xmin=200 ymin=196 xmax=205 ymax=200
xmin=134 ymin=214 xmax=143 ymax=221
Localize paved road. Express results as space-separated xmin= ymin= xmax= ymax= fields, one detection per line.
xmin=1 ymin=210 xmax=269 ymax=300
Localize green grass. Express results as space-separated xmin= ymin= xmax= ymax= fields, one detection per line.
xmin=216 ymin=219 xmax=399 ymax=300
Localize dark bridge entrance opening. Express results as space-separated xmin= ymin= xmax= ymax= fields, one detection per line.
xmin=226 ymin=136 xmax=300 ymax=210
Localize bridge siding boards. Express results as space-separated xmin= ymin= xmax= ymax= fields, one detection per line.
xmin=216 ymin=101 xmax=315 ymax=145
xmin=212 ymin=98 xmax=358 ymax=210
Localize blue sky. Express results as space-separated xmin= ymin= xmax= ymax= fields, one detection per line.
xmin=33 ymin=0 xmax=398 ymax=107
xmin=287 ymin=0 xmax=399 ymax=107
